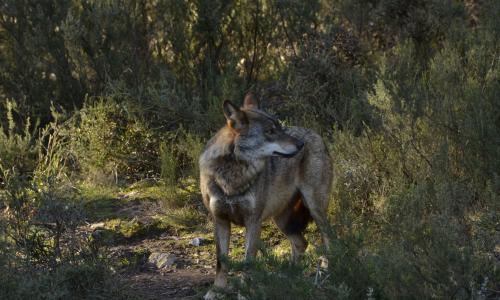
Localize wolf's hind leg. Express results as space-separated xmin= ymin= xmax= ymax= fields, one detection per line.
xmin=282 ymin=229 xmax=308 ymax=262
xmin=274 ymin=197 xmax=310 ymax=262
xmin=298 ymin=186 xmax=331 ymax=250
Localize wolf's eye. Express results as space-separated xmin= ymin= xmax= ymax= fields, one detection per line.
xmin=265 ymin=128 xmax=275 ymax=135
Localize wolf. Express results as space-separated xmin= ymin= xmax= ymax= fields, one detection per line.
xmin=199 ymin=93 xmax=332 ymax=299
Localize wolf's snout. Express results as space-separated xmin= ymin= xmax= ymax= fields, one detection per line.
xmin=273 ymin=139 xmax=304 ymax=158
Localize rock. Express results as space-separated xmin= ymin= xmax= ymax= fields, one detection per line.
xmin=319 ymin=255 xmax=329 ymax=269
xmin=148 ymin=252 xmax=176 ymax=269
xmin=90 ymin=222 xmax=105 ymax=230
xmin=118 ymin=190 xmax=138 ymax=199
xmin=237 ymin=292 xmax=248 ymax=300
xmin=191 ymin=237 xmax=204 ymax=246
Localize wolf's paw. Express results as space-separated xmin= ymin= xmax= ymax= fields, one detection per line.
xmin=319 ymin=255 xmax=329 ymax=269
xmin=314 ymin=255 xmax=330 ymax=285
xmin=237 ymin=291 xmax=248 ymax=300
xmin=204 ymin=289 xmax=217 ymax=300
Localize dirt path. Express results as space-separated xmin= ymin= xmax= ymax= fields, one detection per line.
xmin=120 ymin=268 xmax=212 ymax=299
xmin=83 ymin=192 xmax=219 ymax=299
xmin=82 ymin=186 xmax=284 ymax=299
xmin=110 ymin=233 xmax=216 ymax=299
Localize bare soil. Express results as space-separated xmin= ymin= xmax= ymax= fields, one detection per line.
xmin=112 ymin=236 xmax=216 ymax=299
xmin=83 ymin=194 xmax=217 ymax=299
xmin=82 ymin=187 xmax=288 ymax=299
xmin=119 ymin=268 xmax=212 ymax=299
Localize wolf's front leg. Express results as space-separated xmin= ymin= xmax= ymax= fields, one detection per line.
xmin=205 ymin=218 xmax=231 ymax=300
xmin=214 ymin=218 xmax=231 ymax=286
xmin=244 ymin=219 xmax=262 ymax=260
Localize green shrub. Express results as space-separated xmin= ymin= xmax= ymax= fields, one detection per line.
xmin=0 ymin=165 xmax=120 ymax=299
xmin=228 ymin=255 xmax=324 ymax=300
xmin=277 ymin=28 xmax=375 ymax=135
xmin=0 ymin=260 xmax=121 ymax=300
xmin=159 ymin=140 xmax=178 ymax=187
xmin=0 ymin=100 xmax=39 ymax=179
xmin=66 ymin=96 xmax=160 ymax=184
xmin=325 ymin=16 xmax=500 ymax=297
xmin=177 ymin=129 xmax=205 ymax=179
xmin=0 ymin=114 xmax=120 ymax=299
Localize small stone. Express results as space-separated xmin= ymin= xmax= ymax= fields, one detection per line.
xmin=191 ymin=237 xmax=204 ymax=246
xmin=148 ymin=252 xmax=176 ymax=269
xmin=119 ymin=190 xmax=138 ymax=199
xmin=90 ymin=222 xmax=105 ymax=230
xmin=319 ymin=255 xmax=329 ymax=269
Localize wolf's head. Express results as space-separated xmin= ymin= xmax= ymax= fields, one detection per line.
xmin=222 ymin=93 xmax=304 ymax=161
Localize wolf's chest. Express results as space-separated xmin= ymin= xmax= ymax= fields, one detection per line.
xmin=209 ymin=193 xmax=257 ymax=226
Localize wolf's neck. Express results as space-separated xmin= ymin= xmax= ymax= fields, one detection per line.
xmin=200 ymin=130 xmax=265 ymax=196
xmin=212 ymin=155 xmax=264 ymax=196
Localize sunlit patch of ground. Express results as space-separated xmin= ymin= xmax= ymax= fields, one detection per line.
xmin=79 ymin=181 xmax=326 ymax=299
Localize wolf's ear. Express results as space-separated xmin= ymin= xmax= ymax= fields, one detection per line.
xmin=243 ymin=92 xmax=259 ymax=109
xmin=223 ymin=100 xmax=246 ymax=130
xmin=223 ymin=100 xmax=240 ymax=119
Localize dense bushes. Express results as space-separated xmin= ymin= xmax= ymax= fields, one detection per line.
xmin=0 ymin=101 xmax=39 ymax=178
xmin=325 ymin=17 xmax=500 ymax=298
xmin=66 ymin=97 xmax=160 ymax=183
xmin=0 ymin=123 xmax=117 ymax=299
xmin=282 ymin=28 xmax=375 ymax=134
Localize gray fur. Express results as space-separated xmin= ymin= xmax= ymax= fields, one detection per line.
xmin=200 ymin=102 xmax=332 ymax=299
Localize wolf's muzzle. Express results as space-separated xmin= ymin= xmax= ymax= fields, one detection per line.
xmin=273 ymin=140 xmax=304 ymax=158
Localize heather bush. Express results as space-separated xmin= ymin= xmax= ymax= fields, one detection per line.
xmin=0 ymin=101 xmax=39 ymax=179
xmin=325 ymin=15 xmax=500 ymax=298
xmin=281 ymin=28 xmax=375 ymax=134
xmin=0 ymin=108 xmax=120 ymax=299
xmin=64 ymin=96 xmax=161 ymax=184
